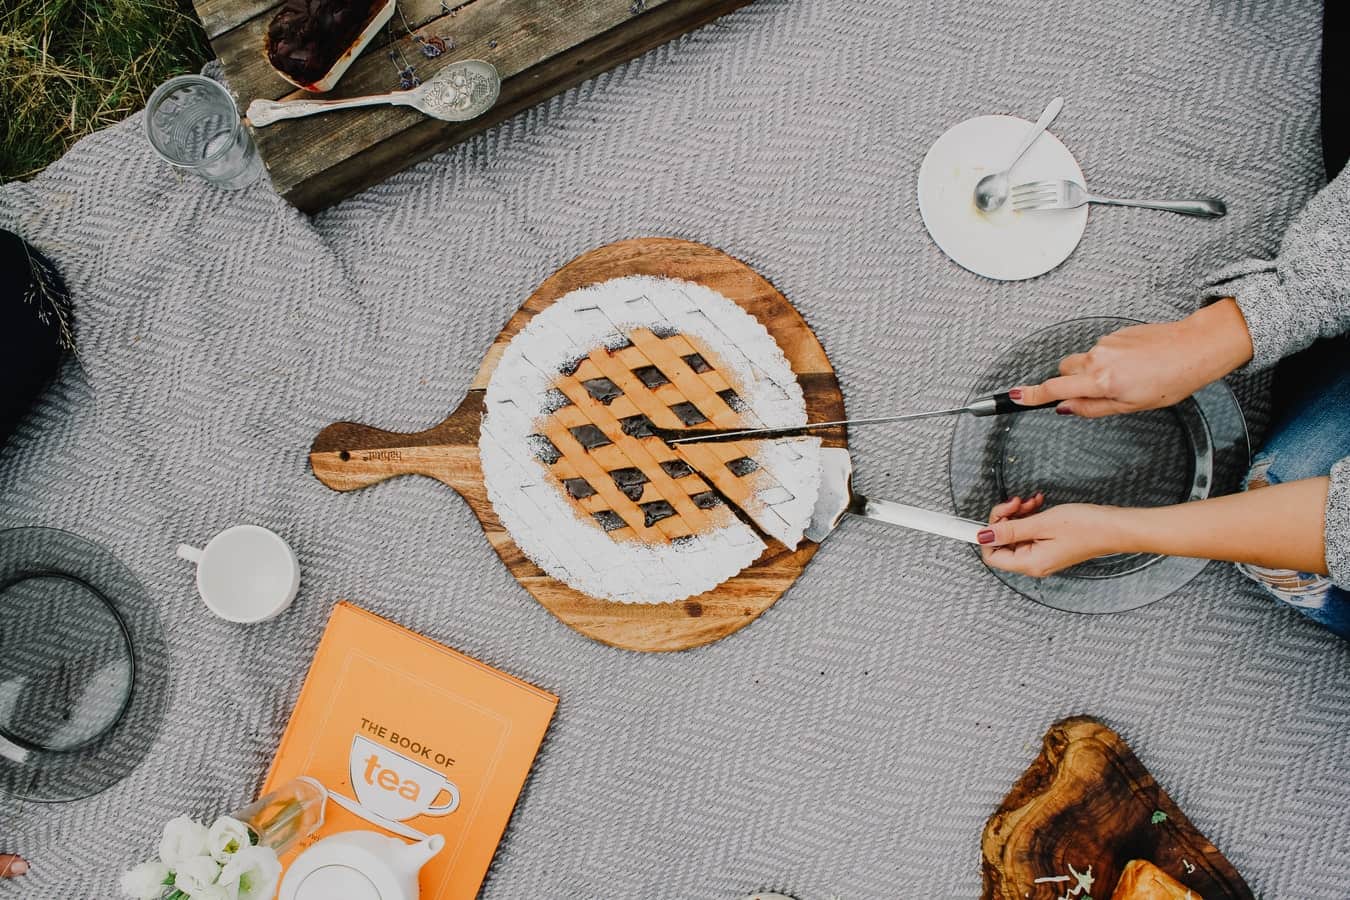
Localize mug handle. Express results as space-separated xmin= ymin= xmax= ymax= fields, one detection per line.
xmin=176 ymin=544 xmax=203 ymax=564
xmin=422 ymin=782 xmax=460 ymax=816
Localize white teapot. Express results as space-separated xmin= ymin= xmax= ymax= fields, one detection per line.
xmin=278 ymin=829 xmax=445 ymax=900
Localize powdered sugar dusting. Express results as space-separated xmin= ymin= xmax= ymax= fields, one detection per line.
xmin=480 ymin=275 xmax=820 ymax=604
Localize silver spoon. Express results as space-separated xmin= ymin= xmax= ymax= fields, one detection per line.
xmin=973 ymin=96 xmax=1064 ymax=212
xmin=246 ymin=59 xmax=500 ymax=127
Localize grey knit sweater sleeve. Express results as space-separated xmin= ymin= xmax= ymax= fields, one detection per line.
xmin=1200 ymin=168 xmax=1350 ymax=588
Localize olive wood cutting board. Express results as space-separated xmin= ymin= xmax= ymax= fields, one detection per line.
xmin=310 ymin=237 xmax=846 ymax=651
xmin=983 ymin=716 xmax=1253 ymax=900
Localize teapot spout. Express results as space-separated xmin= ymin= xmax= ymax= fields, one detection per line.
xmin=398 ymin=834 xmax=446 ymax=873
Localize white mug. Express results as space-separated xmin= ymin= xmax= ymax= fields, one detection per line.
xmin=349 ymin=734 xmax=460 ymax=822
xmin=176 ymin=525 xmax=300 ymax=623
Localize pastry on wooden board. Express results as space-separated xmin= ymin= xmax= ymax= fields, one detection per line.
xmin=265 ymin=0 xmax=394 ymax=92
xmin=480 ymin=274 xmax=821 ymax=605
xmin=981 ymin=716 xmax=1253 ymax=900
xmin=1111 ymin=859 xmax=1202 ymax=900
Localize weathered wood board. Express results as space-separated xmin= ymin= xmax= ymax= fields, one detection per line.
xmin=192 ymin=0 xmax=754 ymax=211
xmin=983 ymin=716 xmax=1254 ymax=900
xmin=309 ymin=238 xmax=847 ymax=651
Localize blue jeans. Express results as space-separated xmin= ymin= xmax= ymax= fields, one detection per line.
xmin=1238 ymin=347 xmax=1350 ymax=639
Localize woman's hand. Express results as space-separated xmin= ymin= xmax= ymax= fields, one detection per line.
xmin=1 ymin=854 xmax=27 ymax=878
xmin=978 ymin=495 xmax=1126 ymax=577
xmin=980 ymin=476 xmax=1332 ymax=579
xmin=1010 ymin=298 xmax=1254 ymax=417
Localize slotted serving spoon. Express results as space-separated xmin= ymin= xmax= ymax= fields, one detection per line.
xmin=246 ymin=59 xmax=500 ymax=127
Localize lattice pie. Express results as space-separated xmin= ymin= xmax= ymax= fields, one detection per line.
xmin=480 ymin=275 xmax=821 ymax=604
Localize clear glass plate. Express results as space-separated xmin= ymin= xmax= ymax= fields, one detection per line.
xmin=949 ymin=317 xmax=1250 ymax=613
xmin=0 ymin=527 xmax=168 ymax=802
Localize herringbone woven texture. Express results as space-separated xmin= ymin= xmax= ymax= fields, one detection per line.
xmin=2 ymin=1 xmax=1347 ymax=897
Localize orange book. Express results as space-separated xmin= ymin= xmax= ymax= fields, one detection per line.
xmin=263 ymin=602 xmax=557 ymax=899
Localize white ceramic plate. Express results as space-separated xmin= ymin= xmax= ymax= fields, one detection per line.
xmin=917 ymin=115 xmax=1088 ymax=281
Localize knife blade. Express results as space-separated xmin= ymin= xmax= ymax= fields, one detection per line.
xmin=665 ymin=391 xmax=1056 ymax=445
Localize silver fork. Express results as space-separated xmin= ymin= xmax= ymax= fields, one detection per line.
xmin=1011 ymin=180 xmax=1226 ymax=217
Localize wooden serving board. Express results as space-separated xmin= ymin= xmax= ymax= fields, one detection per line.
xmin=309 ymin=237 xmax=845 ymax=651
xmin=194 ymin=0 xmax=754 ymax=212
xmin=982 ymin=716 xmax=1253 ymax=900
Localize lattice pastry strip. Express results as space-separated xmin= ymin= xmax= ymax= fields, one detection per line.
xmin=549 ymin=367 xmax=723 ymax=543
xmin=578 ymin=331 xmax=761 ymax=471
xmin=532 ymin=331 xmax=755 ymax=542
xmin=674 ymin=437 xmax=819 ymax=548
xmin=531 ymin=324 xmax=816 ymax=550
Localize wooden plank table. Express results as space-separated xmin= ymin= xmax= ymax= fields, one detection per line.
xmin=194 ymin=0 xmax=754 ymax=212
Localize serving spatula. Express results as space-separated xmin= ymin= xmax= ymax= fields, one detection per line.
xmin=805 ymin=447 xmax=986 ymax=544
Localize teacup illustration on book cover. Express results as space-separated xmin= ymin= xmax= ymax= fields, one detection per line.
xmin=349 ymin=733 xmax=461 ymax=821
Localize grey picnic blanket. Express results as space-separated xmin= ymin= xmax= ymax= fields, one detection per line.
xmin=3 ymin=1 xmax=1347 ymax=897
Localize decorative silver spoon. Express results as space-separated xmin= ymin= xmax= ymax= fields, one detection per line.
xmin=246 ymin=59 xmax=500 ymax=127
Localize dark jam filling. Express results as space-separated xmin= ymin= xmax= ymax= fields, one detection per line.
xmin=581 ymin=377 xmax=622 ymax=405
xmin=682 ymin=353 xmax=712 ymax=373
xmin=528 ymin=434 xmax=562 ymax=465
xmin=669 ymin=402 xmax=708 ymax=426
xmin=716 ymin=388 xmax=743 ymax=410
xmin=633 ymin=365 xmax=670 ymax=389
xmin=266 ymin=0 xmax=385 ymax=86
xmin=563 ymin=477 xmax=597 ymax=500
xmin=640 ymin=500 xmax=677 ymax=526
xmin=609 ymin=467 xmax=649 ymax=502
xmin=659 ymin=459 xmax=695 ymax=479
xmin=619 ymin=414 xmax=655 ymax=438
xmin=691 ymin=491 xmax=722 ymax=510
xmin=726 ymin=456 xmax=759 ymax=476
xmin=542 ymin=388 xmax=572 ymax=411
xmin=568 ymin=424 xmax=612 ymax=449
xmin=593 ymin=510 xmax=626 ymax=532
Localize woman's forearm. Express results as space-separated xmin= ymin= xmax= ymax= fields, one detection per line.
xmin=1115 ymin=477 xmax=1330 ymax=574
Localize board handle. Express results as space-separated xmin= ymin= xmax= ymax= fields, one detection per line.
xmin=309 ymin=419 xmax=479 ymax=494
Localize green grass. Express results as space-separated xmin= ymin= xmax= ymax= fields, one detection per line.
xmin=0 ymin=0 xmax=211 ymax=181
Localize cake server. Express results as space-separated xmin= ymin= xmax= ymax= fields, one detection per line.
xmin=806 ymin=447 xmax=986 ymax=544
xmin=665 ymin=391 xmax=1056 ymax=445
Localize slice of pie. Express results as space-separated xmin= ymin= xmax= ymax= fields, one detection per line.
xmin=481 ymin=274 xmax=820 ymax=604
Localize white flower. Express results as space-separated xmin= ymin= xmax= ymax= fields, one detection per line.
xmin=219 ymin=845 xmax=281 ymax=900
xmin=158 ymin=816 xmax=210 ymax=867
xmin=206 ymin=817 xmax=253 ymax=863
xmin=173 ymin=854 xmax=223 ymax=896
xmin=120 ymin=860 xmax=170 ymax=899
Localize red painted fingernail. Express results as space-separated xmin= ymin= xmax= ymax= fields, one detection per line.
xmin=1008 ymin=388 xmax=1023 ymax=401
xmin=1056 ymin=405 xmax=1074 ymax=416
xmin=977 ymin=529 xmax=996 ymax=544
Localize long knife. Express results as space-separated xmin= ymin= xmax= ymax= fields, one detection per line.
xmin=665 ymin=391 xmax=1055 ymax=445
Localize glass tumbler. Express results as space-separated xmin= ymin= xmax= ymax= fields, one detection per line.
xmin=144 ymin=75 xmax=263 ymax=190
xmin=230 ymin=776 xmax=328 ymax=856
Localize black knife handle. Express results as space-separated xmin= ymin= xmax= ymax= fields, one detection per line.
xmin=978 ymin=391 xmax=1061 ymax=416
